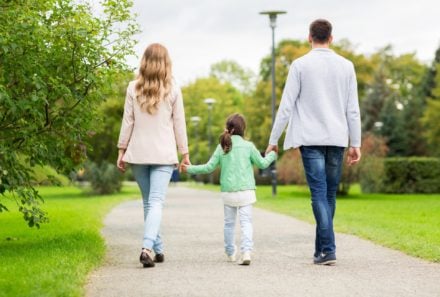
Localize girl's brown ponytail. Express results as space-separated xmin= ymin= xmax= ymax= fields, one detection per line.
xmin=220 ymin=129 xmax=233 ymax=154
xmin=219 ymin=113 xmax=246 ymax=154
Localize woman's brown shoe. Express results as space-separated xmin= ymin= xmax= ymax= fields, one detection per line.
xmin=139 ymin=249 xmax=155 ymax=268
xmin=154 ymin=253 xmax=165 ymax=263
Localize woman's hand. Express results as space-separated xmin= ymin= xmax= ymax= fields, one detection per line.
xmin=181 ymin=163 xmax=189 ymax=173
xmin=117 ymin=149 xmax=126 ymax=172
xmin=179 ymin=153 xmax=191 ymax=173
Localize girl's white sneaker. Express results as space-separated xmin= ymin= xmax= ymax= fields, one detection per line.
xmin=227 ymin=252 xmax=236 ymax=262
xmin=226 ymin=248 xmax=237 ymax=262
xmin=237 ymin=251 xmax=251 ymax=265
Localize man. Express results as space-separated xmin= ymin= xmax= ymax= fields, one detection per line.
xmin=266 ymin=19 xmax=361 ymax=265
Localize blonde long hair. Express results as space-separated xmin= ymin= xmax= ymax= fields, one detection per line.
xmin=135 ymin=43 xmax=172 ymax=114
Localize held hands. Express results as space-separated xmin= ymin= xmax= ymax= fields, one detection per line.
xmin=265 ymin=144 xmax=279 ymax=155
xmin=181 ymin=163 xmax=189 ymax=173
xmin=116 ymin=149 xmax=126 ymax=172
xmin=347 ymin=147 xmax=361 ymax=166
xmin=179 ymin=153 xmax=191 ymax=173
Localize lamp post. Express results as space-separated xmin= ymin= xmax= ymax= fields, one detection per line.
xmin=260 ymin=10 xmax=286 ymax=197
xmin=204 ymin=98 xmax=216 ymax=184
xmin=190 ymin=116 xmax=201 ymax=165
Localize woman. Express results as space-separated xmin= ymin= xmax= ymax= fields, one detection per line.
xmin=116 ymin=43 xmax=189 ymax=268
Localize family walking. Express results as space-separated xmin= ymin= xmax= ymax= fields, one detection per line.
xmin=116 ymin=19 xmax=361 ymax=268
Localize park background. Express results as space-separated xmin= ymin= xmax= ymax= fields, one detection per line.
xmin=1 ymin=0 xmax=440 ymax=296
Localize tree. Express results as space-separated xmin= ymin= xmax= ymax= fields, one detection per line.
xmin=420 ymin=46 xmax=440 ymax=99
xmin=182 ymin=77 xmax=244 ymax=164
xmin=420 ymin=46 xmax=440 ymax=156
xmin=209 ymin=60 xmax=256 ymax=96
xmin=422 ymin=63 xmax=440 ymax=156
xmin=86 ymin=71 xmax=135 ymax=164
xmin=388 ymin=52 xmax=427 ymax=156
xmin=422 ymin=99 xmax=440 ymax=156
xmin=0 ymin=0 xmax=138 ymax=227
xmin=361 ymin=69 xmax=390 ymax=133
xmin=378 ymin=96 xmax=407 ymax=156
xmin=361 ymin=47 xmax=427 ymax=156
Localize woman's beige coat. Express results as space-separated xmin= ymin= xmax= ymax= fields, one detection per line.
xmin=117 ymin=80 xmax=188 ymax=165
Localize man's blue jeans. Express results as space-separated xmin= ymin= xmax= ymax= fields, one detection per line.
xmin=131 ymin=164 xmax=174 ymax=253
xmin=300 ymin=146 xmax=344 ymax=255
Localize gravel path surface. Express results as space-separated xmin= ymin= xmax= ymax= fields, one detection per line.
xmin=85 ymin=186 xmax=440 ymax=297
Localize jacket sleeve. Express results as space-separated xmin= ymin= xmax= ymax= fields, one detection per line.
xmin=250 ymin=144 xmax=277 ymax=169
xmin=269 ymin=62 xmax=300 ymax=145
xmin=187 ymin=145 xmax=222 ymax=174
xmin=346 ymin=63 xmax=361 ymax=147
xmin=117 ymin=84 xmax=135 ymax=149
xmin=172 ymin=86 xmax=189 ymax=155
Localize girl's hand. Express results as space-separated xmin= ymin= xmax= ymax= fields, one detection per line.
xmin=117 ymin=149 xmax=126 ymax=172
xmin=265 ymin=144 xmax=279 ymax=155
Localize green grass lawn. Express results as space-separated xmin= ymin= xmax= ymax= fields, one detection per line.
xmin=0 ymin=186 xmax=140 ymax=297
xmin=190 ymin=183 xmax=440 ymax=262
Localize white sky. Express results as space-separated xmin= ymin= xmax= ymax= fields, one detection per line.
xmin=128 ymin=0 xmax=440 ymax=85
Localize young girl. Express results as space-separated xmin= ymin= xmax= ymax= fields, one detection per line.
xmin=183 ymin=113 xmax=276 ymax=265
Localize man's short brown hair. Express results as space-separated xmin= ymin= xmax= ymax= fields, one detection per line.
xmin=309 ymin=19 xmax=332 ymax=43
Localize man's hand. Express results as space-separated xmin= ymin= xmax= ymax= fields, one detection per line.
xmin=116 ymin=149 xmax=126 ymax=172
xmin=179 ymin=153 xmax=191 ymax=173
xmin=265 ymin=144 xmax=279 ymax=155
xmin=347 ymin=147 xmax=361 ymax=166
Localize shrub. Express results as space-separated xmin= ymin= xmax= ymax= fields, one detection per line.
xmin=359 ymin=133 xmax=389 ymax=193
xmin=85 ymin=162 xmax=123 ymax=194
xmin=338 ymin=161 xmax=359 ymax=195
xmin=359 ymin=157 xmax=385 ymax=193
xmin=383 ymin=157 xmax=440 ymax=193
xmin=124 ymin=166 xmax=136 ymax=182
xmin=276 ymin=149 xmax=306 ymax=185
xmin=30 ymin=165 xmax=70 ymax=186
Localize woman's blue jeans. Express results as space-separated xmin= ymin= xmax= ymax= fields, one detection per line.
xmin=300 ymin=146 xmax=344 ymax=256
xmin=131 ymin=164 xmax=174 ymax=253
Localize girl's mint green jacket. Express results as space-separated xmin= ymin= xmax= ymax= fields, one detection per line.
xmin=187 ymin=135 xmax=277 ymax=192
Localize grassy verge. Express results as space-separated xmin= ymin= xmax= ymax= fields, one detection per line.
xmin=189 ymin=183 xmax=440 ymax=262
xmin=0 ymin=185 xmax=140 ymax=297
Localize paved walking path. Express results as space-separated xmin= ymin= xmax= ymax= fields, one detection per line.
xmin=86 ymin=186 xmax=440 ymax=297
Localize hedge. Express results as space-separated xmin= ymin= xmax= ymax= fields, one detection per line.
xmin=359 ymin=157 xmax=385 ymax=193
xmin=382 ymin=157 xmax=440 ymax=193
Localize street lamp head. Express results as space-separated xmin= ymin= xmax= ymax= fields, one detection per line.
xmin=374 ymin=121 xmax=384 ymax=129
xmin=190 ymin=116 xmax=201 ymax=124
xmin=203 ymin=98 xmax=216 ymax=109
xmin=260 ymin=10 xmax=287 ymax=28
